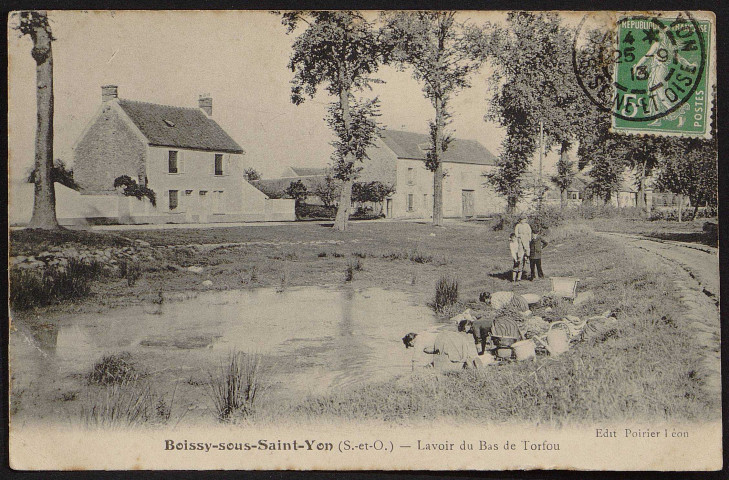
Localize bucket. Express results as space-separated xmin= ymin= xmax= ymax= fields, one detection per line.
xmin=545 ymin=322 xmax=570 ymax=355
xmin=550 ymin=277 xmax=579 ymax=300
xmin=496 ymin=347 xmax=513 ymax=360
xmin=512 ymin=339 xmax=536 ymax=361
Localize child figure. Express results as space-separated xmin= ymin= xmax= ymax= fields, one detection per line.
xmin=509 ymin=233 xmax=523 ymax=283
xmin=529 ymin=231 xmax=548 ymax=280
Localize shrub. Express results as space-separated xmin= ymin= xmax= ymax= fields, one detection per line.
xmin=409 ymin=249 xmax=433 ymax=264
xmin=433 ymin=275 xmax=459 ymax=312
xmin=529 ymin=206 xmax=564 ymax=232
xmin=119 ymin=259 xmax=142 ymax=286
xmin=345 ymin=258 xmax=363 ymax=281
xmin=296 ymin=204 xmax=336 ymax=219
xmin=88 ymin=353 xmax=139 ymax=386
xmin=207 ymin=351 xmax=265 ymax=421
xmin=9 ymin=258 xmax=103 ymax=310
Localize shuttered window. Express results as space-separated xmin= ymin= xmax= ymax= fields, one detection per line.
xmin=169 ymin=190 xmax=179 ymax=210
xmin=168 ymin=151 xmax=178 ymax=173
xmin=215 ymin=154 xmax=224 ymax=176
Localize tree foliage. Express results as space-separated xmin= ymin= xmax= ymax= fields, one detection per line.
xmin=326 ymin=96 xmax=381 ymax=182
xmin=243 ymin=168 xmax=261 ymax=182
xmin=551 ymin=153 xmax=576 ymax=208
xmin=311 ymin=171 xmax=341 ymax=208
xmin=381 ymin=11 xmax=490 ymax=225
xmin=281 ymin=11 xmax=383 ymax=231
xmin=113 ymin=175 xmax=157 ymax=206
xmin=284 ymin=179 xmax=308 ymax=206
xmin=27 ymin=158 xmax=78 ymax=190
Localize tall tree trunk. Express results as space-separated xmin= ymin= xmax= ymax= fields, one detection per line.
xmin=333 ymin=83 xmax=353 ymax=232
xmin=432 ymin=96 xmax=444 ymax=226
xmin=28 ymin=11 xmax=59 ymax=230
xmin=559 ymin=142 xmax=569 ymax=210
xmin=692 ymin=194 xmax=701 ymax=219
xmin=677 ymin=194 xmax=684 ymax=222
xmin=636 ymin=162 xmax=646 ymax=212
xmin=507 ymin=195 xmax=517 ymax=213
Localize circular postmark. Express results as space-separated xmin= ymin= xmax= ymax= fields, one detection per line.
xmin=572 ymin=12 xmax=706 ymax=122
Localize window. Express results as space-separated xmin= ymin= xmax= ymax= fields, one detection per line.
xmin=423 ymin=194 xmax=428 ymax=210
xmin=168 ymin=190 xmax=179 ymax=210
xmin=168 ymin=151 xmax=178 ymax=173
xmin=214 ymin=154 xmax=224 ymax=176
xmin=407 ymin=194 xmax=414 ymax=212
xmin=407 ymin=167 xmax=414 ymax=185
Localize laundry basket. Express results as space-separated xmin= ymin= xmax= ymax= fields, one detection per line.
xmin=550 ymin=277 xmax=579 ymax=300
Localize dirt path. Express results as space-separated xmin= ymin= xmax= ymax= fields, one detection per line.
xmin=600 ymin=232 xmax=721 ymax=395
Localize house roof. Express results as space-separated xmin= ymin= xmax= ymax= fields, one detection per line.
xmin=290 ymin=167 xmax=327 ymax=177
xmin=117 ymin=99 xmax=244 ymax=154
xmin=252 ymin=176 xmax=324 ymax=196
xmin=378 ymin=129 xmax=497 ymax=166
xmin=568 ymin=176 xmax=588 ymax=192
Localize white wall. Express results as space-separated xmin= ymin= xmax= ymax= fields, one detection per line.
xmin=145 ymin=146 xmax=245 ymax=220
xmin=9 ymin=181 xmax=118 ymax=225
xmin=390 ymin=159 xmax=505 ymax=219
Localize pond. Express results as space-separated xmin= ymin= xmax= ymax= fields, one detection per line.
xmin=10 ymin=286 xmax=441 ymax=409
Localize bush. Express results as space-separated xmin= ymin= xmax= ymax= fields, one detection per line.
xmin=88 ymin=353 xmax=139 ymax=386
xmin=296 ymin=203 xmax=336 ymax=219
xmin=529 ymin=206 xmax=564 ymax=232
xmin=9 ymin=258 xmax=103 ymax=310
xmin=649 ymin=208 xmax=695 ymax=222
xmin=433 ymin=275 xmax=459 ymax=312
xmin=207 ymin=351 xmax=265 ymax=421
xmin=345 ymin=258 xmax=363 ymax=281
xmin=119 ymin=259 xmax=142 ymax=286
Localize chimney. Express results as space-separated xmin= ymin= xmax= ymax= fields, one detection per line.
xmin=101 ymin=85 xmax=118 ymax=103
xmin=198 ymin=94 xmax=212 ymax=116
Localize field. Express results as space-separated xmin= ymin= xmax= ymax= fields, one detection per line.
xmin=9 ymin=217 xmax=720 ymax=426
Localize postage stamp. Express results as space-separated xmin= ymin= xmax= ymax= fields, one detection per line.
xmin=572 ymin=11 xmax=715 ymax=138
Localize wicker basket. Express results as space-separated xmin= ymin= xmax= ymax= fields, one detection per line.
xmin=550 ymin=277 xmax=579 ymax=300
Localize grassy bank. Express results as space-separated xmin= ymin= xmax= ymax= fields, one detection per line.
xmin=279 ymin=225 xmax=716 ymax=424
xmin=9 ymin=219 xmax=718 ymax=425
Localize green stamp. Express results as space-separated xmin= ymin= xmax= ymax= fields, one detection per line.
xmin=611 ymin=15 xmax=712 ymax=136
xmin=573 ymin=13 xmax=713 ymax=138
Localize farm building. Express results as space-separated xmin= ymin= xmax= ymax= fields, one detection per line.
xmin=71 ymin=85 xmax=293 ymax=224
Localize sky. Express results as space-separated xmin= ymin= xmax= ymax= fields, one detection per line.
xmin=7 ymin=10 xmax=564 ymax=181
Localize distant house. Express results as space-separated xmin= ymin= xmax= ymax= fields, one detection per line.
xmin=252 ymin=167 xmax=329 ymax=205
xmin=359 ymin=129 xmax=502 ymax=218
xmin=73 ymin=85 xmax=293 ymax=223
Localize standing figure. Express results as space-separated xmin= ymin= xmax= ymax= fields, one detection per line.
xmin=529 ymin=230 xmax=548 ymax=280
xmin=514 ymin=215 xmax=532 ymax=281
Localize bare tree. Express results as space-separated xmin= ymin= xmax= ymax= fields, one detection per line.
xmin=15 ymin=11 xmax=59 ymax=229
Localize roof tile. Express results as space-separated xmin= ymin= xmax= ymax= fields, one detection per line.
xmin=117 ymin=99 xmax=244 ymax=154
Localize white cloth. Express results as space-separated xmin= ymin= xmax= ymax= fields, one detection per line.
xmin=515 ymin=222 xmax=532 ymax=256
xmin=490 ymin=291 xmax=514 ymax=310
xmin=409 ymin=328 xmax=440 ymax=369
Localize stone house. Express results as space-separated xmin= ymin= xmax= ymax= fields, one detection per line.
xmin=359 ymin=129 xmax=502 ymax=219
xmin=73 ymin=85 xmax=293 ymax=223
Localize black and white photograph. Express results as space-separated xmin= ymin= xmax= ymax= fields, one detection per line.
xmin=7 ymin=10 xmax=720 ymax=471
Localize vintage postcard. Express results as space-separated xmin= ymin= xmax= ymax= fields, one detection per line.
xmin=7 ymin=10 xmax=720 ymax=471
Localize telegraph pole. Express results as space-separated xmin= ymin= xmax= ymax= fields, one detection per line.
xmin=538 ymin=119 xmax=544 ymax=210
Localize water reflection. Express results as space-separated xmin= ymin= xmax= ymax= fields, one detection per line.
xmin=12 ymin=287 xmax=438 ymax=396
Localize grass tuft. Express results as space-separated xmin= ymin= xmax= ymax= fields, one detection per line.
xmin=207 ymin=351 xmax=265 ymax=421
xmin=433 ymin=275 xmax=459 ymax=312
